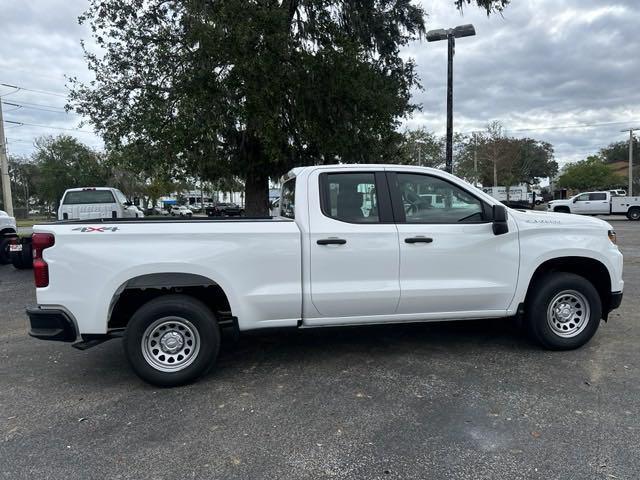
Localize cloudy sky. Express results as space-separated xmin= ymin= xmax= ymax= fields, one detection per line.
xmin=1 ymin=0 xmax=639 ymax=168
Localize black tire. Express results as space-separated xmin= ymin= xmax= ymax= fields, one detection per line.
xmin=627 ymin=207 xmax=640 ymax=221
xmin=0 ymin=238 xmax=10 ymax=265
xmin=124 ymin=295 xmax=220 ymax=387
xmin=526 ymin=273 xmax=602 ymax=350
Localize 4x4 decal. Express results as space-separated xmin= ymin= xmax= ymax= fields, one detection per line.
xmin=72 ymin=226 xmax=119 ymax=232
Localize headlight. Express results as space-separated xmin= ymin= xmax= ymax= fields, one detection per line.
xmin=608 ymin=230 xmax=617 ymax=245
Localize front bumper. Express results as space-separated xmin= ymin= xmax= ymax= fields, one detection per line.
xmin=608 ymin=291 xmax=623 ymax=313
xmin=26 ymin=307 xmax=77 ymax=342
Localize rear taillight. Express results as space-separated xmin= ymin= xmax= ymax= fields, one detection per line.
xmin=32 ymin=233 xmax=55 ymax=288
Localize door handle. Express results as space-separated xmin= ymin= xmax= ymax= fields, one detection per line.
xmin=317 ymin=238 xmax=347 ymax=245
xmin=405 ymin=236 xmax=433 ymax=244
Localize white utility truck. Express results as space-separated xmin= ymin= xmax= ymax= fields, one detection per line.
xmin=548 ymin=191 xmax=640 ymax=220
xmin=28 ymin=165 xmax=623 ymax=386
xmin=58 ymin=187 xmax=143 ymax=221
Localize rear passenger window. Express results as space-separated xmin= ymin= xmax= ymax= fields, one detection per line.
xmin=280 ymin=179 xmax=296 ymax=219
xmin=589 ymin=193 xmax=607 ymax=201
xmin=321 ymin=173 xmax=380 ymax=223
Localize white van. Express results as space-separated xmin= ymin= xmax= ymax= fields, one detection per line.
xmin=58 ymin=187 xmax=143 ymax=221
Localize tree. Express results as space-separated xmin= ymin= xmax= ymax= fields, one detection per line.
xmin=69 ymin=0 xmax=509 ymax=214
xmin=31 ymin=135 xmax=110 ymax=209
xmin=7 ymin=156 xmax=40 ymax=211
xmin=455 ymin=122 xmax=557 ymax=193
xmin=557 ymin=156 xmax=624 ymax=191
xmin=397 ymin=129 xmax=444 ymax=167
xmin=599 ymin=136 xmax=639 ymax=195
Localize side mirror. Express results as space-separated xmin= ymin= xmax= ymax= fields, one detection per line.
xmin=492 ymin=205 xmax=509 ymax=235
xmin=124 ymin=201 xmax=133 ymax=207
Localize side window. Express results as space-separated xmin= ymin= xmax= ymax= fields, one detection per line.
xmin=280 ymin=179 xmax=296 ymax=219
xmin=589 ymin=193 xmax=607 ymax=201
xmin=575 ymin=194 xmax=589 ymax=201
xmin=321 ymin=172 xmax=380 ymax=223
xmin=396 ymin=173 xmax=484 ymax=223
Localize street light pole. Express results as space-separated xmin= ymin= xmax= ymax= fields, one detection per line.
xmin=621 ymin=127 xmax=639 ymax=196
xmin=446 ymin=35 xmax=454 ymax=174
xmin=0 ymin=101 xmax=14 ymax=216
xmin=427 ymin=24 xmax=476 ymax=174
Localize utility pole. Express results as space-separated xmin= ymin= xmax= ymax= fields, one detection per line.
xmin=621 ymin=127 xmax=639 ymax=196
xmin=0 ymin=101 xmax=14 ymax=216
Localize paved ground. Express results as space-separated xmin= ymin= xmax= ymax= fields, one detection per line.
xmin=1 ymin=223 xmax=639 ymax=480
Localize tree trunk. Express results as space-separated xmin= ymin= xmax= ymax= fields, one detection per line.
xmin=244 ymin=170 xmax=270 ymax=216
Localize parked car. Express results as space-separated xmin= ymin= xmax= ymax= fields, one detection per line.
xmin=206 ymin=202 xmax=244 ymax=217
xmin=57 ymin=187 xmax=141 ymax=220
xmin=548 ymin=191 xmax=640 ymax=220
xmin=26 ymin=164 xmax=623 ymax=386
xmin=171 ymin=205 xmax=193 ymax=217
xmin=0 ymin=210 xmax=17 ymax=265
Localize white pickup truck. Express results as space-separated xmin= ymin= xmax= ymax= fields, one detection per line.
xmin=28 ymin=165 xmax=624 ymax=386
xmin=548 ymin=191 xmax=640 ymax=220
xmin=0 ymin=209 xmax=17 ymax=264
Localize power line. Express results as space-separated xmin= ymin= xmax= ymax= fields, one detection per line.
xmin=0 ymin=82 xmax=68 ymax=98
xmin=2 ymin=100 xmax=72 ymax=114
xmin=8 ymin=99 xmax=67 ymax=111
xmin=4 ymin=119 xmax=94 ymax=133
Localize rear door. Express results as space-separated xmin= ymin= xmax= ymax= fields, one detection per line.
xmin=307 ymin=169 xmax=400 ymax=318
xmin=588 ymin=192 xmax=610 ymax=214
xmin=388 ymin=170 xmax=519 ymax=316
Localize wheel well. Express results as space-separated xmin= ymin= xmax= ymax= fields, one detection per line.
xmin=108 ymin=273 xmax=233 ymax=330
xmin=527 ymin=257 xmax=612 ymax=312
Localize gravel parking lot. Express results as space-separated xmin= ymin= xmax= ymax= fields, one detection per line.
xmin=1 ymin=222 xmax=639 ymax=479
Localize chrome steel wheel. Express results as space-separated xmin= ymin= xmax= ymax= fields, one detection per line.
xmin=546 ymin=290 xmax=590 ymax=338
xmin=141 ymin=316 xmax=201 ymax=372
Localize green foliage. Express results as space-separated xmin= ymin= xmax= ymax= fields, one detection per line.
xmin=599 ymin=137 xmax=639 ymax=165
xmin=31 ymin=135 xmax=110 ymax=207
xmin=397 ymin=129 xmax=444 ymax=167
xmin=455 ymin=122 xmax=558 ymax=187
xmin=69 ymin=0 xmax=509 ymax=214
xmin=557 ymin=156 xmax=625 ymax=191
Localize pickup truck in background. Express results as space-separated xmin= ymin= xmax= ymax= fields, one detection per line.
xmin=27 ymin=165 xmax=623 ymax=386
xmin=548 ymin=191 xmax=640 ymax=220
xmin=58 ymin=187 xmax=143 ymax=221
xmin=0 ymin=210 xmax=17 ymax=264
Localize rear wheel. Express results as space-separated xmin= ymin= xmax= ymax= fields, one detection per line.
xmin=124 ymin=295 xmax=220 ymax=386
xmin=627 ymin=207 xmax=640 ymax=221
xmin=526 ymin=273 xmax=602 ymax=350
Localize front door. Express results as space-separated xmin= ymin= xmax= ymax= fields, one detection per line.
xmin=388 ymin=170 xmax=519 ymax=316
xmin=307 ymin=170 xmax=400 ymax=318
xmin=571 ymin=193 xmax=591 ymax=214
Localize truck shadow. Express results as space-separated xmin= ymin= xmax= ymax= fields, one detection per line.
xmin=62 ymin=317 xmax=535 ymax=388
xmin=218 ymin=317 xmax=534 ymax=365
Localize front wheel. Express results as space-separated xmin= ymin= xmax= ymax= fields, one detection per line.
xmin=124 ymin=295 xmax=220 ymax=386
xmin=526 ymin=273 xmax=602 ymax=350
xmin=627 ymin=207 xmax=640 ymax=221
